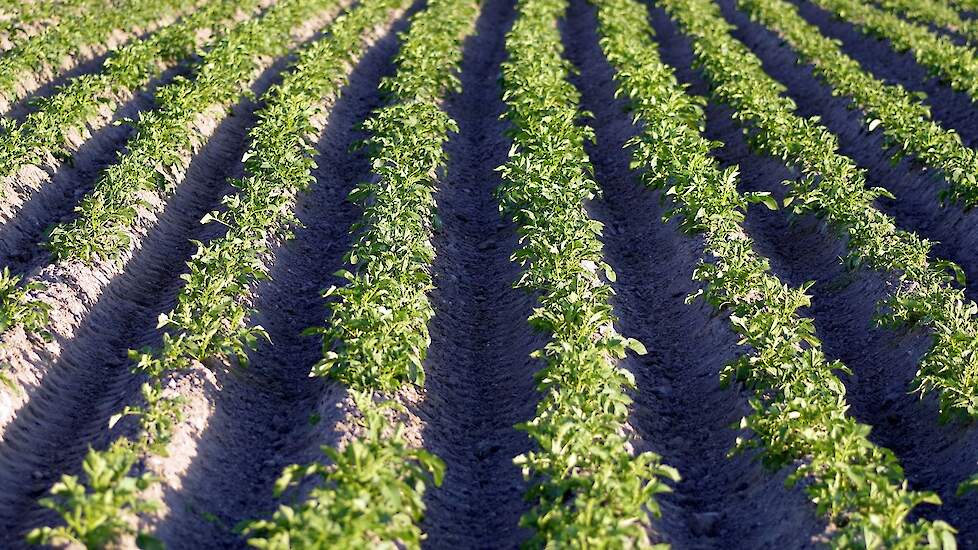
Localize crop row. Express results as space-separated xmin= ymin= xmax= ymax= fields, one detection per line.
xmin=873 ymin=0 xmax=978 ymax=46
xmin=243 ymin=0 xmax=480 ymax=546
xmin=498 ymin=0 xmax=679 ymax=544
xmin=811 ymin=0 xmax=978 ymax=101
xmin=0 ymin=0 xmax=91 ymax=50
xmin=0 ymin=0 xmax=200 ymax=114
xmin=44 ymin=0 xmax=342 ymax=264
xmin=26 ymin=0 xmax=349 ymax=545
xmin=949 ymin=0 xmax=978 ymax=13
xmin=739 ymin=0 xmax=978 ymax=206
xmin=599 ymin=0 xmax=955 ymax=545
xmin=659 ymin=0 xmax=978 ymax=420
xmin=0 ymin=0 xmax=265 ymax=341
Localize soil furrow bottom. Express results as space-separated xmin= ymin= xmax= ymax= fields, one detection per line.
xmin=416 ymin=0 xmax=538 ymax=545
xmin=151 ymin=18 xmax=413 ymax=548
xmin=564 ymin=1 xmax=826 ymax=548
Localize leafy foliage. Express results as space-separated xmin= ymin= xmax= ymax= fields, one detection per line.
xmin=498 ymin=0 xmax=680 ymax=545
xmin=947 ymin=0 xmax=978 ymax=12
xmin=606 ymin=0 xmax=957 ymax=546
xmin=26 ymin=439 xmax=158 ymax=548
xmin=0 ymin=267 xmax=49 ymax=337
xmin=131 ymin=0 xmax=409 ymax=380
xmin=26 ymin=382 xmax=182 ymax=549
xmin=312 ymin=0 xmax=476 ymax=392
xmin=813 ymin=0 xmax=978 ymax=100
xmin=659 ymin=0 xmax=978 ymax=421
xmin=740 ymin=0 xmax=978 ymax=206
xmin=29 ymin=0 xmax=357 ymax=544
xmin=0 ymin=0 xmax=259 ymax=341
xmin=244 ymin=394 xmax=444 ymax=549
xmin=0 ymin=0 xmax=261 ymax=182
xmin=0 ymin=0 xmax=94 ymax=49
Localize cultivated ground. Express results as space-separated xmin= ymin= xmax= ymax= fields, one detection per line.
xmin=0 ymin=0 xmax=976 ymax=547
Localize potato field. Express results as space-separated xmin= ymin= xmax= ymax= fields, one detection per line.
xmin=0 ymin=0 xmax=976 ymax=547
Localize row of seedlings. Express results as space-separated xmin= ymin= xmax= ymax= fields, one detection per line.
xmin=596 ymin=0 xmax=956 ymax=545
xmin=0 ymin=0 xmax=267 ymax=213
xmin=43 ymin=0 xmax=347 ymax=265
xmin=25 ymin=0 xmax=357 ymax=545
xmin=872 ymin=0 xmax=978 ymax=46
xmin=0 ymin=0 xmax=268 ymax=347
xmin=0 ymin=0 xmax=202 ymax=114
xmin=809 ymin=0 xmax=978 ymax=101
xmin=949 ymin=0 xmax=978 ymax=13
xmin=740 ymin=0 xmax=978 ymax=205
xmin=496 ymin=0 xmax=679 ymax=544
xmin=242 ymin=0 xmax=480 ymax=546
xmin=0 ymin=0 xmax=91 ymax=51
xmin=659 ymin=0 xmax=978 ymax=420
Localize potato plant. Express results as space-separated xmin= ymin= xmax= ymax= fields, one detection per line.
xmin=596 ymin=0 xmax=956 ymax=545
xmin=813 ymin=0 xmax=978 ymax=100
xmin=740 ymin=0 xmax=978 ymax=206
xmin=0 ymin=0 xmax=264 ymax=340
xmin=659 ymin=0 xmax=978 ymax=422
xmin=498 ymin=0 xmax=682 ymax=544
xmin=0 ymin=0 xmax=262 ymax=183
xmin=0 ymin=0 xmax=94 ymax=48
xmin=131 ymin=0 xmax=410 ymax=377
xmin=948 ymin=0 xmax=978 ymax=12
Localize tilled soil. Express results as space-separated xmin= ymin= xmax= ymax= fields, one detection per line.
xmin=417 ymin=0 xmax=540 ymax=546
xmin=0 ymin=0 xmax=976 ymax=548
xmin=568 ymin=1 xmax=824 ymax=547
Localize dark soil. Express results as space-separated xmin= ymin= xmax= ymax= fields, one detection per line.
xmin=416 ymin=0 xmax=540 ymax=546
xmin=0 ymin=1 xmax=975 ymax=547
xmin=150 ymin=12 xmax=414 ymax=547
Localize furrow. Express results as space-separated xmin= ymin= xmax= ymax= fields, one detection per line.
xmin=416 ymin=0 xmax=538 ymax=545
xmin=564 ymin=0 xmax=825 ymax=547
xmin=0 ymin=55 xmax=279 ymax=546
